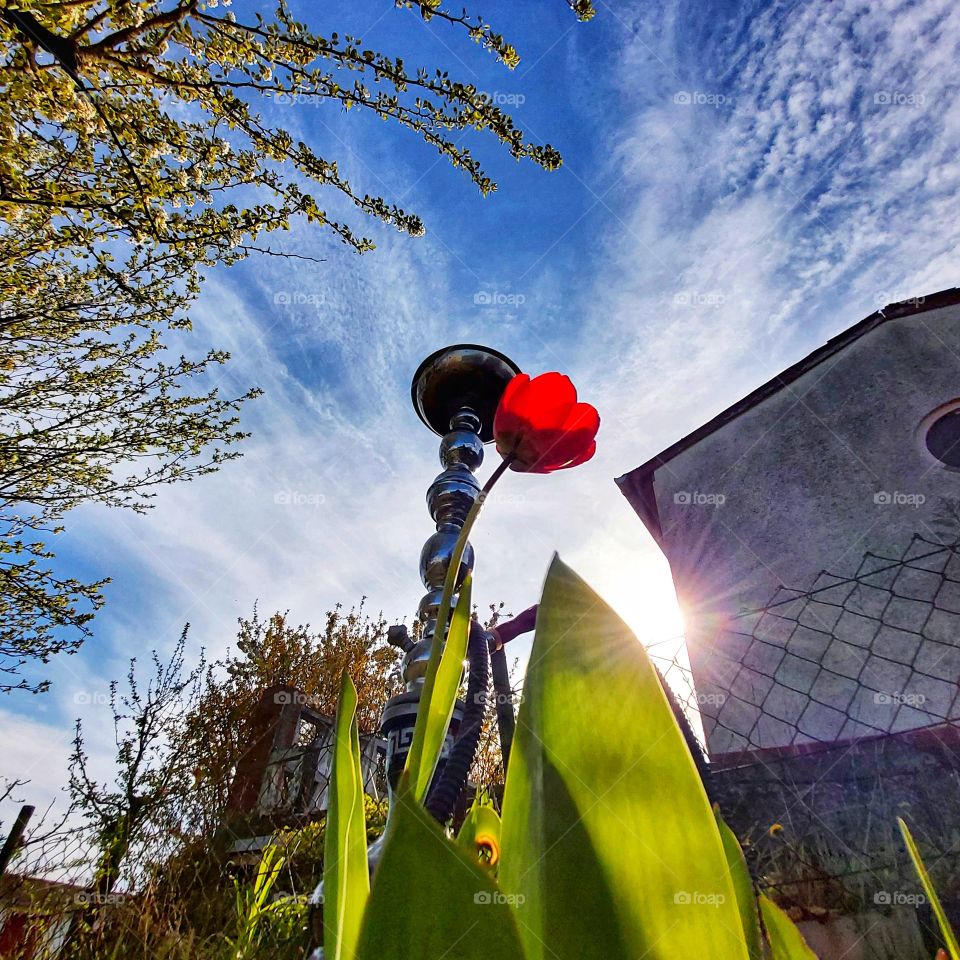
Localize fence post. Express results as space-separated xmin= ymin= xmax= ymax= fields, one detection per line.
xmin=0 ymin=804 xmax=34 ymax=878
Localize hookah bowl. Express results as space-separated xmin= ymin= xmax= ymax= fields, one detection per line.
xmin=379 ymin=344 xmax=519 ymax=795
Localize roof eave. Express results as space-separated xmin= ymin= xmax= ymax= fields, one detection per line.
xmin=616 ymin=286 xmax=960 ymax=491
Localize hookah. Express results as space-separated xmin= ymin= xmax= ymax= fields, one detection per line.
xmin=380 ymin=344 xmax=707 ymax=816
xmin=308 ymin=345 xmax=537 ymax=954
xmin=380 ymin=344 xmax=524 ymax=808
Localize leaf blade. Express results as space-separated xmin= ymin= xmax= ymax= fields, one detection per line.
xmin=899 ymin=817 xmax=960 ymax=960
xmin=715 ymin=808 xmax=763 ymax=960
xmin=323 ymin=671 xmax=370 ymax=960
xmin=356 ymin=777 xmax=525 ymax=960
xmin=499 ymin=555 xmax=750 ymax=960
xmin=406 ymin=572 xmax=473 ymax=802
xmin=759 ymin=895 xmax=818 ymax=960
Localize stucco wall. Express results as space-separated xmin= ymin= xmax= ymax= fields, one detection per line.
xmin=645 ymin=303 xmax=960 ymax=755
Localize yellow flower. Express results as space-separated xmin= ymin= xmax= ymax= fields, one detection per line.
xmin=475 ymin=832 xmax=500 ymax=867
xmin=768 ymin=823 xmax=784 ymax=837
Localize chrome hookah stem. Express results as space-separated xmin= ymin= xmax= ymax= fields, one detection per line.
xmin=379 ymin=409 xmax=483 ymax=794
xmin=409 ymin=408 xmax=483 ymax=684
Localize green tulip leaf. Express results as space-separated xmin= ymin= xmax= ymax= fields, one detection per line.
xmin=406 ymin=572 xmax=473 ymax=803
xmin=499 ymin=555 xmax=750 ymax=960
xmin=356 ymin=777 xmax=525 ymax=959
xmin=759 ymin=895 xmax=818 ymax=959
xmin=323 ymin=671 xmax=370 ymax=960
xmin=899 ymin=817 xmax=960 ymax=960
xmin=715 ymin=807 xmax=763 ymax=960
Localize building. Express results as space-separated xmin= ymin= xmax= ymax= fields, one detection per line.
xmin=0 ymin=875 xmax=94 ymax=959
xmin=222 ymin=683 xmax=386 ymax=856
xmin=618 ymin=287 xmax=960 ymax=760
xmin=617 ymin=287 xmax=960 ymax=955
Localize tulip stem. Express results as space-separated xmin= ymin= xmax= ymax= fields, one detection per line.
xmin=407 ymin=453 xmax=515 ymax=800
xmin=480 ymin=452 xmax=515 ymax=498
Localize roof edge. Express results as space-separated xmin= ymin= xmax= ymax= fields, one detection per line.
xmin=615 ymin=286 xmax=960 ymax=490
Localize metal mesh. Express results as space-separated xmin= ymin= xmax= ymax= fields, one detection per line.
xmin=652 ymin=534 xmax=960 ymax=757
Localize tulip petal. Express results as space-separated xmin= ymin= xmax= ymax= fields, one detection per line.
xmin=559 ymin=439 xmax=597 ymax=469
xmin=493 ymin=371 xmax=597 ymax=473
xmin=526 ymin=372 xmax=577 ymax=409
xmin=511 ymin=430 xmax=550 ymax=470
xmin=525 ymin=405 xmax=599 ymax=471
xmin=525 ymin=400 xmax=577 ymax=432
xmin=493 ymin=374 xmax=530 ymax=432
xmin=561 ymin=402 xmax=600 ymax=437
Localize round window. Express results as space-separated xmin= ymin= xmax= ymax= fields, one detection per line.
xmin=926 ymin=408 xmax=960 ymax=468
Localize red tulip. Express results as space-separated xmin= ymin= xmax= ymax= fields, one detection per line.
xmin=493 ymin=372 xmax=599 ymax=473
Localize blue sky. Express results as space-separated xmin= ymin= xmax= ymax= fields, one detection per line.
xmin=4 ymin=0 xmax=960 ymax=822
